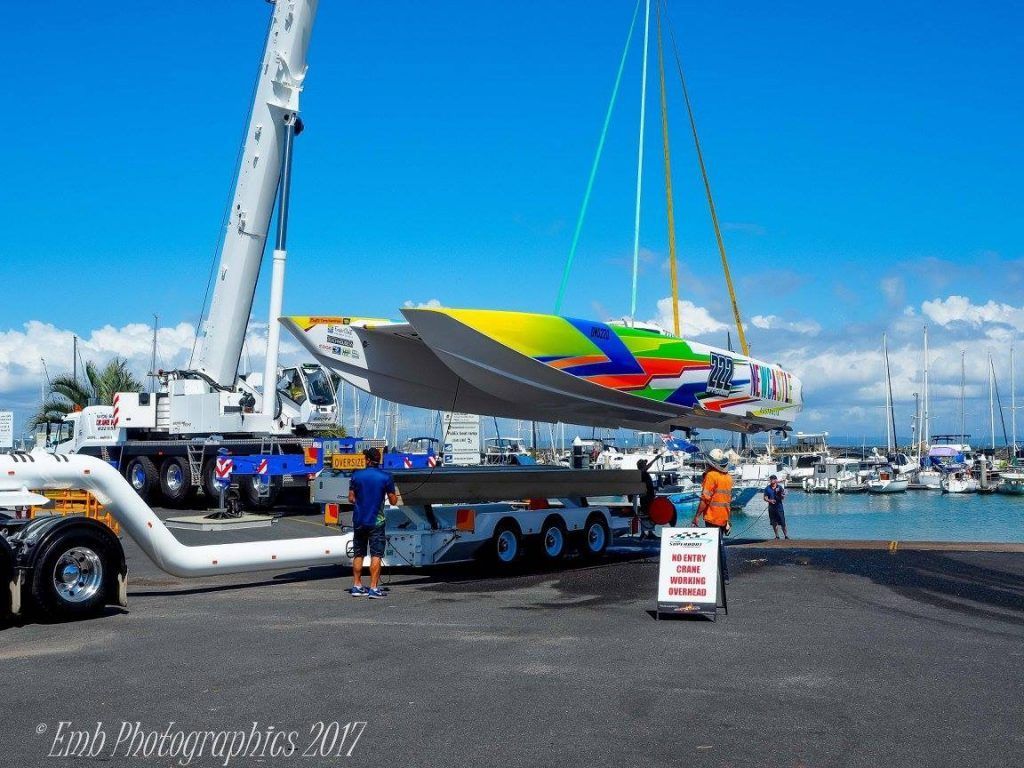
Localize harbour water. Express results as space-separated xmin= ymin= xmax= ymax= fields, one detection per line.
xmin=731 ymin=490 xmax=1024 ymax=543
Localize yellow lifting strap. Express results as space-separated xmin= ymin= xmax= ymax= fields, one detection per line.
xmin=655 ymin=1 xmax=680 ymax=337
xmin=665 ymin=9 xmax=749 ymax=355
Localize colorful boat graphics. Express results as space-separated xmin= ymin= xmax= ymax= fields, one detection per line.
xmin=282 ymin=308 xmax=802 ymax=434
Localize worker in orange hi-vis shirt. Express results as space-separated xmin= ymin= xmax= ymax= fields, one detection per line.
xmin=692 ymin=448 xmax=734 ymax=585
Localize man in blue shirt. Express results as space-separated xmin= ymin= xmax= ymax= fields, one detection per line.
xmin=763 ymin=474 xmax=789 ymax=539
xmin=347 ymin=448 xmax=397 ymax=598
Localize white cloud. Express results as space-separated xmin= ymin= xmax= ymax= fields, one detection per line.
xmin=921 ymin=295 xmax=1024 ymax=330
xmin=0 ymin=317 xmax=310 ymax=434
xmin=880 ymin=276 xmax=904 ymax=305
xmin=649 ymin=298 xmax=727 ymax=337
xmin=750 ymin=314 xmax=821 ymax=335
xmin=402 ymin=298 xmax=443 ymax=309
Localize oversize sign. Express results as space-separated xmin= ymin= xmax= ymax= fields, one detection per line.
xmin=441 ymin=412 xmax=481 ymax=466
xmin=0 ymin=411 xmax=12 ymax=450
xmin=657 ymin=527 xmax=721 ymax=618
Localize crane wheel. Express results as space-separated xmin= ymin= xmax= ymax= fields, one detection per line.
xmin=124 ymin=456 xmax=158 ymax=502
xmin=159 ymin=457 xmax=195 ymax=507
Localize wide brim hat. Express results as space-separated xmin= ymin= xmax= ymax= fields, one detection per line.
xmin=704 ymin=449 xmax=730 ymax=471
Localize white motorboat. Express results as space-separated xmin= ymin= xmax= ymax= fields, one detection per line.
xmin=941 ymin=467 xmax=978 ymax=494
xmin=803 ymin=458 xmax=860 ymax=493
xmin=867 ymin=466 xmax=909 ymax=494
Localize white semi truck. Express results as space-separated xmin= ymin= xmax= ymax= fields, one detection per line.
xmin=46 ymin=0 xmax=337 ymax=509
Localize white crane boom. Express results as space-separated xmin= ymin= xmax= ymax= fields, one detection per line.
xmin=194 ymin=0 xmax=320 ymax=387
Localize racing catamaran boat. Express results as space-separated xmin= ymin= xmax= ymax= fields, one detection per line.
xmin=283 ymin=309 xmax=802 ymax=436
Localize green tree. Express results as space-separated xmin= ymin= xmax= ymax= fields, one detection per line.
xmin=30 ymin=358 xmax=144 ymax=427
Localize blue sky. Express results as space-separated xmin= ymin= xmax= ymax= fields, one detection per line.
xmin=2 ymin=0 xmax=1023 ymax=444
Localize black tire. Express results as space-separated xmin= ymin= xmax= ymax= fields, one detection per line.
xmin=487 ymin=521 xmax=522 ymax=567
xmin=30 ymin=528 xmax=116 ymax=621
xmin=158 ymin=457 xmax=194 ymax=507
xmin=536 ymin=516 xmax=568 ymax=562
xmin=578 ymin=514 xmax=610 ymax=559
xmin=201 ymin=458 xmax=221 ymax=502
xmin=124 ymin=456 xmax=158 ymax=502
xmin=239 ymin=475 xmax=282 ymax=511
xmin=0 ymin=542 xmax=13 ymax=620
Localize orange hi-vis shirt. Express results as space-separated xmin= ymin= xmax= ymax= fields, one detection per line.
xmin=699 ymin=468 xmax=733 ymax=526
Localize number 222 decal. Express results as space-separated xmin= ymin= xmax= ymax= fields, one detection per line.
xmin=706 ymin=353 xmax=734 ymax=396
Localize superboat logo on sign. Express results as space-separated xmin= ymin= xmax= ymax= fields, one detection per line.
xmin=670 ymin=531 xmax=710 ymax=542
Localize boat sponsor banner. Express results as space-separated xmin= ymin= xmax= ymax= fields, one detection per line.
xmin=442 ymin=412 xmax=481 ymax=466
xmin=657 ymin=527 xmax=719 ymax=616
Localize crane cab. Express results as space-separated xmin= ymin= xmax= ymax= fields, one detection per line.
xmin=275 ymin=363 xmax=338 ymax=431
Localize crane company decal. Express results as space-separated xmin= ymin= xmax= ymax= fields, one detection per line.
xmin=656 ymin=527 xmax=720 ymax=617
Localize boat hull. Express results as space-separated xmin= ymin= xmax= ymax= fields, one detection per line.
xmin=867 ymin=479 xmax=909 ymax=493
xmin=402 ymin=308 xmax=801 ymax=434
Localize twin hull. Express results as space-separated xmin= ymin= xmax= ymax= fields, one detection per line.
xmin=282 ymin=308 xmax=802 ymax=434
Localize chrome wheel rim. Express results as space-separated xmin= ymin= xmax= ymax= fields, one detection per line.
xmin=543 ymin=526 xmax=564 ymax=557
xmin=496 ymin=530 xmax=518 ymax=562
xmin=165 ymin=463 xmax=184 ymax=493
xmin=130 ymin=464 xmax=146 ymax=490
xmin=586 ymin=522 xmax=606 ymax=552
xmin=53 ymin=547 xmax=103 ymax=603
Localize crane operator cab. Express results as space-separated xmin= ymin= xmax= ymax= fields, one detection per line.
xmin=275 ymin=363 xmax=338 ymax=431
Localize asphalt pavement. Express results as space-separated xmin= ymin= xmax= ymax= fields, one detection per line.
xmin=2 ymin=509 xmax=1023 ymax=768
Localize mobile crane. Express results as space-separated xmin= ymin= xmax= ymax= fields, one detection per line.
xmin=46 ymin=0 xmax=336 ymax=508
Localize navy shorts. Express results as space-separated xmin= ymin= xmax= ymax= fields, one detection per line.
xmin=768 ymin=505 xmax=786 ymax=527
xmin=352 ymin=525 xmax=386 ymax=558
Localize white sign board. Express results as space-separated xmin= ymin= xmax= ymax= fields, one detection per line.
xmin=441 ymin=412 xmax=481 ymax=466
xmin=0 ymin=411 xmax=13 ymax=450
xmin=657 ymin=527 xmax=720 ymax=618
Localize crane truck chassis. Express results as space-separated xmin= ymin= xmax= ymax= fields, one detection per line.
xmin=0 ymin=452 xmax=644 ymax=622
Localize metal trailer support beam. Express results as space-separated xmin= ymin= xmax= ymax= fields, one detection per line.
xmin=1 ymin=453 xmax=343 ymax=579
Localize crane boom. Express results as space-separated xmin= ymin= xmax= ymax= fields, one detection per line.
xmin=194 ymin=0 xmax=320 ymax=387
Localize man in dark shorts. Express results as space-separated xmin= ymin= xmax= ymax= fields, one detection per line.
xmin=347 ymin=448 xmax=397 ymax=598
xmin=763 ymin=474 xmax=789 ymax=539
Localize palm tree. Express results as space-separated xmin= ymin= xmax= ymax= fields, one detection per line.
xmin=30 ymin=358 xmax=143 ymax=427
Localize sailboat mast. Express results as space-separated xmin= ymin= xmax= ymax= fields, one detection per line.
xmin=883 ymin=333 xmax=896 ymax=453
xmin=959 ymin=350 xmax=966 ymax=443
xmin=1012 ymin=344 xmax=1017 ymax=456
xmin=989 ymin=352 xmax=996 ymax=451
xmin=922 ymin=326 xmax=930 ymax=448
xmin=628 ymin=0 xmax=651 ymax=321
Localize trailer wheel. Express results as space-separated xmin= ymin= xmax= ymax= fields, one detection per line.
xmin=536 ymin=516 xmax=567 ymax=562
xmin=239 ymin=475 xmax=282 ymax=511
xmin=578 ymin=515 xmax=610 ymax=559
xmin=488 ymin=521 xmax=522 ymax=567
xmin=30 ymin=529 xmax=115 ymax=621
xmin=124 ymin=456 xmax=157 ymax=502
xmin=159 ymin=457 xmax=194 ymax=507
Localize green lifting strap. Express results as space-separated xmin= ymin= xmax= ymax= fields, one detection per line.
xmin=554 ymin=0 xmax=642 ymax=315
